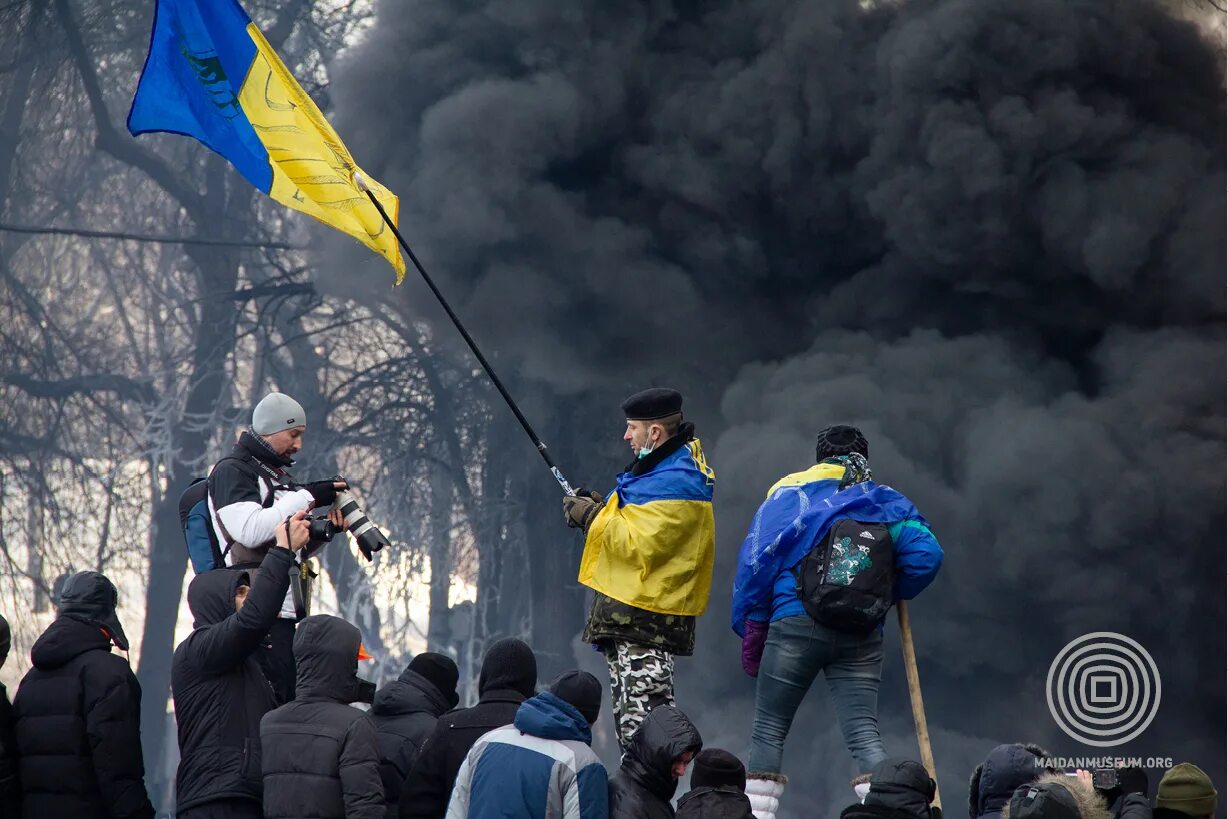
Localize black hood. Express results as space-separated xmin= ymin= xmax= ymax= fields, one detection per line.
xmin=188 ymin=568 xmax=250 ymax=629
xmin=30 ymin=616 xmax=114 ymax=670
xmin=57 ymin=570 xmax=128 ymax=651
xmin=621 ymin=705 xmax=703 ymax=802
xmin=864 ymin=759 xmax=936 ymax=819
xmin=972 ymin=744 xmax=1050 ymax=819
xmin=0 ymin=612 xmax=10 ymax=669
xmin=293 ymin=615 xmax=375 ymax=704
xmin=371 ymin=668 xmax=452 ymax=718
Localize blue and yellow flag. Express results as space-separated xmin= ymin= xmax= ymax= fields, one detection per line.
xmin=578 ymin=440 xmax=716 ymax=617
xmin=128 ymin=0 xmax=405 ymax=281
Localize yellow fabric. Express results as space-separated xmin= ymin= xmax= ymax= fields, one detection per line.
xmin=765 ymin=462 xmax=846 ymax=497
xmin=578 ymin=498 xmax=715 ymax=616
xmin=238 ymin=24 xmax=406 ymax=281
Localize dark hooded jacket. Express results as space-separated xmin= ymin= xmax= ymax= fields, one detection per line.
xmin=260 ymin=615 xmax=383 ymax=819
xmin=676 ymin=786 xmax=754 ymax=819
xmin=842 ymin=759 xmax=937 ymax=819
xmin=399 ymin=637 xmax=538 ymax=819
xmin=368 ymin=669 xmax=454 ymax=819
xmin=0 ymin=614 xmax=19 ymax=819
xmin=12 ymin=616 xmax=154 ymax=819
xmin=970 ymin=745 xmax=1051 ymax=819
xmin=609 ymin=706 xmax=703 ymax=819
xmin=172 ymin=547 xmax=293 ymax=813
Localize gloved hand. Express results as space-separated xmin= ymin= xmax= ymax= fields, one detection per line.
xmin=563 ymin=490 xmax=604 ymax=531
xmin=741 ymin=619 xmax=769 ymax=677
xmin=303 ymin=479 xmax=347 ymax=507
xmin=1116 ymin=766 xmax=1148 ymax=797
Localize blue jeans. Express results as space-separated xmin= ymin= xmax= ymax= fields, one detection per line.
xmin=747 ymin=615 xmax=887 ymax=774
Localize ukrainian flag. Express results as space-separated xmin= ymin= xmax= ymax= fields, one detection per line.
xmin=127 ymin=0 xmax=405 ymax=280
xmin=578 ymin=440 xmax=716 ymax=617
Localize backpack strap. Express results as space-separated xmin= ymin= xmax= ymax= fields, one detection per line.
xmin=208 ymin=455 xmax=279 ymax=557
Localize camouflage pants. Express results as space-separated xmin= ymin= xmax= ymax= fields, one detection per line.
xmin=605 ymin=641 xmax=675 ymax=752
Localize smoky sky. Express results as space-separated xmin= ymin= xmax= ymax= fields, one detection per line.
xmin=332 ymin=0 xmax=1225 ymax=815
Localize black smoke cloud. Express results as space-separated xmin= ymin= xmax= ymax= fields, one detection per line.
xmin=333 ymin=0 xmax=1224 ymax=815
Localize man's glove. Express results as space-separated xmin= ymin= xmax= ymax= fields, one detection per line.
xmin=1116 ymin=766 xmax=1148 ymax=798
xmin=563 ymin=488 xmax=604 ymax=532
xmin=303 ymin=480 xmax=341 ymax=507
xmin=741 ymin=619 xmax=769 ymax=677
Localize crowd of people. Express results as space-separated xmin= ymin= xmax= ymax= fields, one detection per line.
xmin=0 ymin=389 xmax=1217 ymax=818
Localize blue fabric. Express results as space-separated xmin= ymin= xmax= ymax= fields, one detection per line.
xmin=513 ymin=692 xmax=592 ymax=744
xmin=576 ymin=764 xmax=610 ymax=819
xmin=469 ymin=741 xmax=552 ymax=819
xmin=612 ymin=445 xmax=714 ymax=507
xmin=732 ymin=475 xmax=935 ymax=635
xmin=127 ymin=0 xmax=272 ymax=192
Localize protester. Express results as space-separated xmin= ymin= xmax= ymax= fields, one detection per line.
xmin=260 ymin=614 xmax=383 ymax=819
xmin=11 ymin=571 xmax=155 ymax=818
xmin=840 ymin=758 xmax=938 ymax=819
xmin=1153 ymin=763 xmax=1216 ymax=819
xmin=172 ymin=511 xmax=307 ymax=819
xmin=208 ymin=391 xmax=347 ymax=701
xmin=447 ymin=670 xmax=608 ymax=819
xmin=969 ymin=745 xmax=1054 ymax=819
xmin=400 ymin=637 xmax=539 ymax=819
xmin=676 ymin=748 xmax=754 ymax=819
xmin=608 ymin=705 xmax=703 ymax=819
xmin=563 ymin=387 xmax=716 ymax=750
xmin=731 ymin=425 xmax=943 ymax=812
xmin=0 ymin=614 xmax=19 ymax=819
xmin=1098 ymin=767 xmax=1151 ymax=819
xmin=1003 ymin=773 xmax=1109 ymax=819
xmin=370 ymin=653 xmax=460 ymax=819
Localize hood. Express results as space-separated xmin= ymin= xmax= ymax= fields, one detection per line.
xmin=865 ymin=759 xmax=936 ymax=819
xmin=513 ymin=692 xmax=592 ymax=744
xmin=973 ymin=744 xmax=1050 ymax=818
xmin=57 ymin=570 xmax=129 ymax=650
xmin=0 ymin=613 xmax=10 ymax=669
xmin=1003 ymin=774 xmax=1110 ymax=819
xmin=621 ymin=705 xmax=703 ymax=802
xmin=187 ymin=568 xmax=249 ymax=628
xmin=678 ymin=786 xmax=754 ymax=817
xmin=30 ymin=616 xmax=114 ymax=670
xmin=371 ymin=669 xmax=452 ymax=718
xmin=293 ymin=615 xmax=374 ymax=703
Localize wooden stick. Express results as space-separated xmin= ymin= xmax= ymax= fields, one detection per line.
xmin=898 ymin=600 xmax=942 ymax=808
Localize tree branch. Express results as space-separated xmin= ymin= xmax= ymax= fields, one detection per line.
xmin=2 ymin=372 xmax=154 ymax=402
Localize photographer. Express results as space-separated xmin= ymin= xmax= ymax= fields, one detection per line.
xmin=173 ymin=511 xmax=310 ymax=819
xmin=208 ymin=391 xmax=346 ymax=702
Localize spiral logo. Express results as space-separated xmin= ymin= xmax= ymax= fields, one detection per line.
xmin=1046 ymin=632 xmax=1161 ymax=747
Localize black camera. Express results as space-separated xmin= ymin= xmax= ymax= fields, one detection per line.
xmin=308 ymin=515 xmax=340 ymax=543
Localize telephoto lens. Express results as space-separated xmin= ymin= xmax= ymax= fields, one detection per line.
xmin=333 ymin=487 xmax=391 ymax=561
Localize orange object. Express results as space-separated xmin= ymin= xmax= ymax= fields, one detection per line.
xmin=357 ymin=643 xmax=374 ymax=661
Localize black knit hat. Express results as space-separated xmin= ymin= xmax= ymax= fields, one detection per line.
xmin=816 ymin=424 xmax=869 ymax=461
xmin=548 ymin=670 xmax=603 ymax=725
xmin=1007 ymin=782 xmax=1081 ymax=819
xmin=478 ymin=637 xmax=538 ymax=698
xmin=621 ymin=388 xmax=683 ymax=421
xmin=409 ymin=652 xmax=460 ymax=708
xmin=691 ymin=748 xmax=746 ymax=792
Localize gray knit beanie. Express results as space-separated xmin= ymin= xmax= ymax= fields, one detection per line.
xmin=252 ymin=392 xmax=306 ymax=435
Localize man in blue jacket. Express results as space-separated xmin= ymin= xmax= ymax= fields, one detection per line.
xmin=446 ymin=670 xmax=608 ymax=819
xmin=731 ymin=425 xmax=943 ymax=819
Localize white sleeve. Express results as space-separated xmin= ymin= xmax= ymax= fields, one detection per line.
xmin=216 ymin=488 xmax=313 ymax=547
xmin=445 ymin=753 xmax=473 ymax=818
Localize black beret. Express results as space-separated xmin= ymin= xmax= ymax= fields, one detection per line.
xmin=621 ymin=388 xmax=683 ymax=421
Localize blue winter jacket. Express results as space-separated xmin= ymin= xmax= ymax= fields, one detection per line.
xmin=731 ymin=461 xmax=943 ymax=633
xmin=446 ymin=692 xmax=609 ymax=819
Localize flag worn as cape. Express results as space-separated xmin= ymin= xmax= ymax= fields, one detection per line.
xmin=578 ymin=440 xmax=716 ymax=617
xmin=730 ymin=462 xmax=923 ymax=635
xmin=127 ymin=0 xmax=405 ymax=280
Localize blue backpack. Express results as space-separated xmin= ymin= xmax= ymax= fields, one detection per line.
xmin=177 ymin=456 xmax=269 ymax=574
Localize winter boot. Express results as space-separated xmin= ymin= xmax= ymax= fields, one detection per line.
xmin=746 ymin=773 xmax=787 ymax=819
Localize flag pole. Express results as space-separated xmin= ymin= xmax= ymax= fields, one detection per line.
xmin=353 ymin=174 xmax=575 ymax=496
xmin=898 ymin=601 xmax=942 ymax=808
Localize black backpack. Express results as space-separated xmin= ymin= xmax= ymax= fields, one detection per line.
xmin=792 ymin=518 xmax=895 ymax=634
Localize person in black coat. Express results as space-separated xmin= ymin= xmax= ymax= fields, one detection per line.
xmin=261 ymin=614 xmax=383 ymax=819
xmin=970 ymin=744 xmax=1053 ymax=819
xmin=676 ymin=748 xmax=753 ymax=819
xmin=172 ymin=513 xmax=304 ymax=819
xmin=609 ymin=705 xmax=703 ymax=819
xmin=11 ymin=571 xmax=155 ymax=819
xmin=399 ymin=637 xmax=539 ymax=819
xmin=0 ymin=614 xmax=20 ymax=819
xmin=841 ymin=758 xmax=939 ymax=819
xmin=368 ymin=652 xmax=459 ymax=819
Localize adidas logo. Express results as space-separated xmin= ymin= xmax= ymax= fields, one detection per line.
xmin=859 ymin=531 xmax=874 ymax=540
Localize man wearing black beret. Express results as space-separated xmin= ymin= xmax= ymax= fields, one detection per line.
xmin=563 ymin=387 xmax=717 ymax=752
